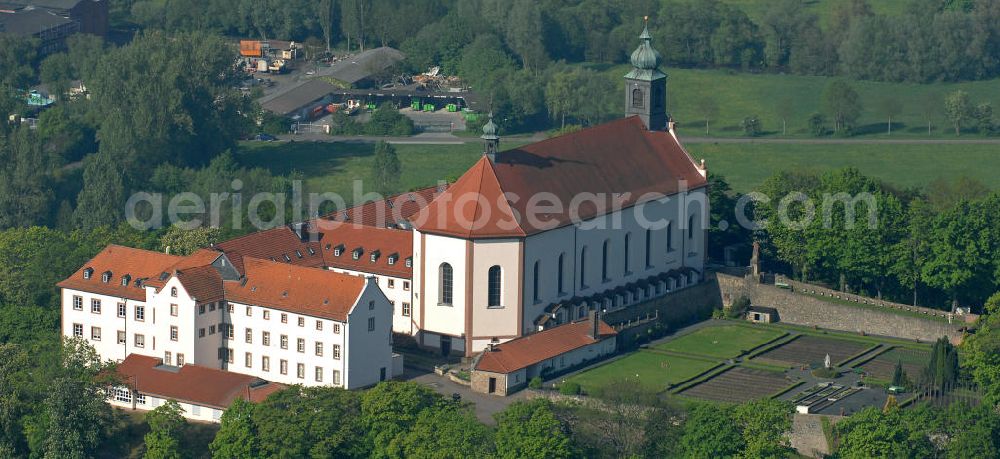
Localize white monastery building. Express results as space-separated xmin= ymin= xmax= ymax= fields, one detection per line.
xmin=59 ymin=24 xmax=708 ymax=408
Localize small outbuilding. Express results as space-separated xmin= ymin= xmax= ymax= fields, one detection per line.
xmin=746 ymin=305 xmax=779 ymax=324
xmin=470 ymin=312 xmax=617 ymax=396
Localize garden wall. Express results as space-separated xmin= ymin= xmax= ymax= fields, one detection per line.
xmin=717 ymin=273 xmax=966 ymax=344
xmin=604 ymin=277 xmax=723 ymax=345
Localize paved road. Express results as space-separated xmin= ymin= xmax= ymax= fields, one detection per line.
xmin=276 ymin=130 xmax=1000 ymax=146
xmin=681 ymin=136 xmax=1000 ymax=145
xmin=402 ymin=368 xmax=526 ymax=424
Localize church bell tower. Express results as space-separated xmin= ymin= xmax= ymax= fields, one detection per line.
xmin=625 ymin=18 xmax=667 ymax=131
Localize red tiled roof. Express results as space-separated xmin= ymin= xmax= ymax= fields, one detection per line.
xmin=474 ymin=318 xmax=616 ymax=374
xmin=173 ymin=265 xmax=226 ymax=303
xmin=324 ymin=185 xmax=447 ymax=229
xmin=311 ymin=218 xmax=413 ymax=278
xmin=223 ymin=257 xmax=367 ymax=322
xmin=116 ymin=354 xmax=285 ymax=409
xmin=214 ymin=226 xmax=325 ymax=273
xmin=57 ymin=245 xmax=182 ymax=301
xmin=413 ymin=117 xmax=707 ymax=238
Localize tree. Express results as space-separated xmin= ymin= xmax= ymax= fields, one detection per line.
xmin=360 ymin=381 xmax=440 ymax=458
xmin=371 ymin=141 xmax=402 ymax=195
xmin=891 ymin=361 xmax=908 ymax=387
xmin=143 ymin=400 xmax=186 ymax=459
xmin=944 ymin=90 xmax=973 ymax=135
xmin=641 ymin=401 xmax=684 ymax=459
xmin=876 ymin=96 xmax=903 ymax=135
xmin=317 ymin=0 xmax=337 ymax=52
xmin=680 ymin=404 xmax=742 ymax=458
xmin=733 ymin=399 xmax=794 ymax=458
xmin=822 ymin=80 xmax=862 ymax=134
xmin=923 ymin=337 xmax=959 ymax=390
xmin=808 ymin=112 xmax=827 ymax=137
xmin=494 ymin=399 xmax=576 ymax=459
xmin=741 ymin=115 xmax=762 ymax=136
xmin=74 ymin=150 xmax=126 ymax=230
xmin=397 ymin=404 xmax=493 ymax=458
xmin=159 ymin=226 xmax=221 ymax=256
xmin=253 ymin=386 xmax=368 ymax=458
xmin=974 ymin=102 xmax=994 ymax=135
xmin=775 ymin=97 xmax=794 ymax=135
xmin=695 ymin=96 xmax=719 ymax=135
xmin=0 ymin=128 xmax=57 ymax=229
xmin=963 ymin=292 xmax=1000 ymax=405
xmin=919 ymin=94 xmax=939 ymax=135
xmin=209 ymin=399 xmax=259 ymax=459
xmin=834 ymin=407 xmax=933 ymax=458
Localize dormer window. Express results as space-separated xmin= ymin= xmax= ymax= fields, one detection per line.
xmin=334 ymin=245 xmax=344 ymax=256
xmin=388 ymin=254 xmax=397 ymax=265
xmin=121 ymin=275 xmax=131 ymax=286
xmin=101 ymin=271 xmax=112 ymax=283
xmin=159 ymin=272 xmax=170 ymax=281
xmin=83 ymin=268 xmax=93 ymax=279
xmin=370 ymin=250 xmax=380 ymax=262
xmin=352 ymin=248 xmax=363 ymax=260
xmin=170 ymin=287 xmax=178 ymax=297
xmin=283 ymin=254 xmax=291 ymax=262
xmin=307 ymin=247 xmax=315 ymax=255
xmin=295 ymin=250 xmax=303 ymax=258
xmin=405 ymin=257 xmax=412 ymax=268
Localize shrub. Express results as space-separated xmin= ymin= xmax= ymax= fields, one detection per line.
xmin=808 ymin=113 xmax=828 ymax=137
xmin=558 ymin=382 xmax=581 ymax=395
xmin=528 ymin=376 xmax=543 ymax=390
xmin=741 ymin=116 xmax=761 ymax=136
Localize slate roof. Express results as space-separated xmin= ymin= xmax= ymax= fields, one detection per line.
xmin=474 ymin=318 xmax=616 ymax=374
xmin=116 ymin=354 xmax=285 ymax=409
xmin=326 ymin=46 xmax=405 ymax=85
xmin=0 ymin=7 xmax=72 ymax=36
xmin=412 ymin=116 xmax=707 ymax=238
xmin=259 ymin=78 xmax=336 ymax=115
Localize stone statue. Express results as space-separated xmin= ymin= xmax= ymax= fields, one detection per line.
xmin=824 ymin=353 xmax=832 ymax=369
xmin=750 ymin=241 xmax=761 ymax=281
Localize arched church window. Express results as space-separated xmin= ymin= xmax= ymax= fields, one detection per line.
xmin=632 ymin=88 xmax=644 ymax=108
xmin=439 ymin=263 xmax=453 ymax=305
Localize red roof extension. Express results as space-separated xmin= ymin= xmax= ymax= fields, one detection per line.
xmin=116 ymin=354 xmax=285 ymax=409
xmin=223 ymin=257 xmax=367 ymax=322
xmin=413 ymin=116 xmax=707 ymax=238
xmin=474 ymin=318 xmax=616 ymax=374
xmin=56 ymin=245 xmax=182 ymax=301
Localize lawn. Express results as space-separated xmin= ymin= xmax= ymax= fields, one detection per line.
xmin=564 ymin=350 xmax=719 ymax=393
xmin=687 ymin=142 xmax=1000 ymax=193
xmin=655 ymin=324 xmax=784 ymax=359
xmin=594 ymin=65 xmax=1000 ymax=140
xmin=237 ymin=141 xmax=487 ymax=202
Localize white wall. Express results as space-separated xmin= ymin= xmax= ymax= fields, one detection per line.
xmin=108 ymin=389 xmax=224 ymax=423
xmin=345 ymin=281 xmax=394 ymax=389
xmin=145 ymin=277 xmax=198 ymax=366
xmin=416 ymin=233 xmax=468 ymax=339
xmin=327 ymin=267 xmax=414 ymax=336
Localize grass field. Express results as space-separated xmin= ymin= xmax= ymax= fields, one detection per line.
xmin=654 ymin=324 xmax=784 ymax=359
xmin=688 ymin=142 xmax=1000 ymax=192
xmin=594 ymin=66 xmax=1000 ymax=140
xmin=237 ymin=141 xmax=487 ymax=201
xmin=563 ymin=350 xmax=719 ymax=393
xmin=238 ymin=140 xmax=999 ymax=199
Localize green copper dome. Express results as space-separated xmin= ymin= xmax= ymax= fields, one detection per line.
xmin=481 ymin=117 xmax=499 ymax=140
xmin=630 ymin=25 xmax=661 ymax=70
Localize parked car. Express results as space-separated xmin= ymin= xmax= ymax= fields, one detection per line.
xmin=254 ymin=133 xmax=277 ymax=141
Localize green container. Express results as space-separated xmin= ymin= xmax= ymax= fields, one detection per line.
xmin=366 ymin=103 xmax=376 ymax=110
xmin=422 ymin=103 xmax=434 ymax=112
xmin=410 ymin=100 xmax=421 ymax=110
xmin=464 ymin=113 xmax=479 ymax=122
xmin=446 ymin=103 xmax=458 ymax=112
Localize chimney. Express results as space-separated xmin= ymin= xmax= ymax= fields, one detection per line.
xmin=164 ymin=245 xmax=171 ymax=255
xmin=588 ymin=310 xmax=599 ymax=339
xmin=291 ymin=222 xmax=308 ymax=241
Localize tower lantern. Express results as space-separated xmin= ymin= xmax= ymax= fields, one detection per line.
xmin=481 ymin=115 xmax=499 ymax=162
xmin=624 ymin=17 xmax=668 ymax=131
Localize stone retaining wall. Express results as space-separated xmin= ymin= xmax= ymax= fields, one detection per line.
xmin=718 ymin=273 xmax=966 ymax=343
